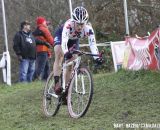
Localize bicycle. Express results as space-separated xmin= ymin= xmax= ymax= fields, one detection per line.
xmin=42 ymin=48 xmax=103 ymax=118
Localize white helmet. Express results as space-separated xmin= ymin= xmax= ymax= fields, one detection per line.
xmin=72 ymin=6 xmax=89 ymax=24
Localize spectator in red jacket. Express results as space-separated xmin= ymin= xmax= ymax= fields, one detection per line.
xmin=33 ymin=16 xmax=54 ymax=80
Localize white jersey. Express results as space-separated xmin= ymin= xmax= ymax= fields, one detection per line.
xmin=61 ymin=19 xmax=99 ymax=59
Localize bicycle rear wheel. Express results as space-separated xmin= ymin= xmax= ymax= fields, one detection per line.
xmin=42 ymin=71 xmax=61 ymax=117
xmin=67 ymin=67 xmax=93 ymax=118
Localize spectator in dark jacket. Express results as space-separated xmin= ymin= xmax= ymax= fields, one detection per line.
xmin=13 ymin=20 xmax=50 ymax=82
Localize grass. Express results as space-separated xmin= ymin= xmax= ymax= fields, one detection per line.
xmin=0 ymin=70 xmax=160 ymax=130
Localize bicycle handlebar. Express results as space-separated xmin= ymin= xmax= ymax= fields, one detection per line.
xmin=70 ymin=49 xmax=104 ymax=58
xmin=69 ymin=44 xmax=104 ymax=58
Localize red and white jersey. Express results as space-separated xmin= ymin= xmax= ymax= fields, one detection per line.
xmin=61 ymin=19 xmax=99 ymax=59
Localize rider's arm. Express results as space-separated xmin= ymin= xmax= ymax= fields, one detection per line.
xmin=86 ymin=25 xmax=99 ymax=59
xmin=61 ymin=23 xmax=70 ymax=54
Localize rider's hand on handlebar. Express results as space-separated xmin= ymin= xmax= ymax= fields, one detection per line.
xmin=95 ymin=58 xmax=104 ymax=65
xmin=64 ymin=51 xmax=73 ymax=60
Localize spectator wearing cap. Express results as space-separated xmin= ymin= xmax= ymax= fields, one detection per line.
xmin=13 ymin=20 xmax=51 ymax=82
xmin=33 ymin=16 xmax=54 ymax=80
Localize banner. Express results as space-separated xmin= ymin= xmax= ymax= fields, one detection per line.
xmin=123 ymin=28 xmax=160 ymax=70
xmin=111 ymin=41 xmax=126 ymax=72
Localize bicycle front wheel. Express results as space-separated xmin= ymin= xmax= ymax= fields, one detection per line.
xmin=42 ymin=71 xmax=61 ymax=117
xmin=67 ymin=67 xmax=93 ymax=118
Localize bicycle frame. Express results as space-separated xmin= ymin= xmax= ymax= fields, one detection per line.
xmin=62 ymin=56 xmax=82 ymax=93
xmin=48 ymin=50 xmax=102 ymax=98
xmin=48 ymin=56 xmax=82 ymax=99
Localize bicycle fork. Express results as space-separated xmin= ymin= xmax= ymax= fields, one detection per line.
xmin=75 ymin=68 xmax=86 ymax=95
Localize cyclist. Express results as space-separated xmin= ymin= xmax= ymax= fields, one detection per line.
xmin=53 ymin=6 xmax=103 ymax=95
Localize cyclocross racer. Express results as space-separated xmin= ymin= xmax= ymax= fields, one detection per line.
xmin=53 ymin=6 xmax=103 ymax=95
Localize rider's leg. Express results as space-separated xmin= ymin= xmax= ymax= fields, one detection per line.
xmin=53 ymin=45 xmax=64 ymax=94
xmin=64 ymin=64 xmax=73 ymax=87
xmin=64 ymin=39 xmax=79 ymax=87
xmin=61 ymin=64 xmax=73 ymax=105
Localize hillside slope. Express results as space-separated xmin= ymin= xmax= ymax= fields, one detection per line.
xmin=0 ymin=70 xmax=160 ymax=130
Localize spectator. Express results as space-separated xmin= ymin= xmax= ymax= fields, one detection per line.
xmin=13 ymin=20 xmax=50 ymax=82
xmin=33 ymin=16 xmax=54 ymax=80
